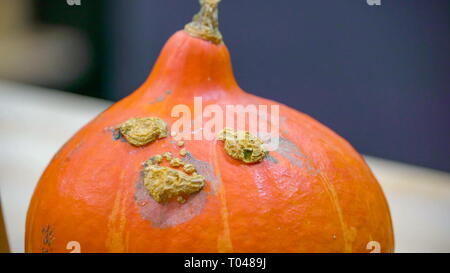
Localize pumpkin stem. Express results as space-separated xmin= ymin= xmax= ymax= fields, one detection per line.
xmin=185 ymin=0 xmax=223 ymax=44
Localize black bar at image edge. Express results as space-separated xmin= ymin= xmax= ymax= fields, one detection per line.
xmin=0 ymin=253 xmax=447 ymax=271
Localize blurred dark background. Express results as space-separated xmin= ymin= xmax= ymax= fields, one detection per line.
xmin=1 ymin=0 xmax=449 ymax=172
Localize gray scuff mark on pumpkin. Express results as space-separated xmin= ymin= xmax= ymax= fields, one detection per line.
xmin=111 ymin=128 xmax=127 ymax=142
xmin=112 ymin=128 xmax=121 ymax=140
xmin=279 ymin=116 xmax=290 ymax=135
xmin=277 ymin=137 xmax=320 ymax=175
xmin=105 ymin=126 xmax=127 ymax=142
xmin=265 ymin=153 xmax=278 ymax=164
xmin=183 ymin=152 xmax=219 ymax=192
xmin=280 ymin=116 xmax=291 ymax=135
xmin=134 ymin=173 xmax=207 ymax=228
xmin=257 ymin=110 xmax=289 ymax=134
xmin=149 ymin=90 xmax=172 ymax=104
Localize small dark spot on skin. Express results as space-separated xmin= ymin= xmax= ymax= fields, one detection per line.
xmin=112 ymin=128 xmax=121 ymax=140
xmin=111 ymin=128 xmax=127 ymax=142
xmin=243 ymin=149 xmax=253 ymax=161
xmin=149 ymin=90 xmax=172 ymax=104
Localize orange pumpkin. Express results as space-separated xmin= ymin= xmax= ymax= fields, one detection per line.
xmin=26 ymin=0 xmax=394 ymax=253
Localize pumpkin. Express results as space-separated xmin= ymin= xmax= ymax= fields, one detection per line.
xmin=26 ymin=0 xmax=394 ymax=253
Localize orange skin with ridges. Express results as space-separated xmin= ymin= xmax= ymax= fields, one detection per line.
xmin=25 ymin=30 xmax=394 ymax=253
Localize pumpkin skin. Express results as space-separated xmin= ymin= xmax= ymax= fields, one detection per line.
xmin=25 ymin=27 xmax=394 ymax=252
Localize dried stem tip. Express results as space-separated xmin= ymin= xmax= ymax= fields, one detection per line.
xmin=185 ymin=0 xmax=223 ymax=44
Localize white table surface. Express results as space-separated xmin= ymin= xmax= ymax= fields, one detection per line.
xmin=1 ymin=80 xmax=449 ymax=253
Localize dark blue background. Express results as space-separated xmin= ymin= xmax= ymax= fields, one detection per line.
xmin=106 ymin=0 xmax=450 ymax=172
xmin=39 ymin=0 xmax=450 ymax=172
